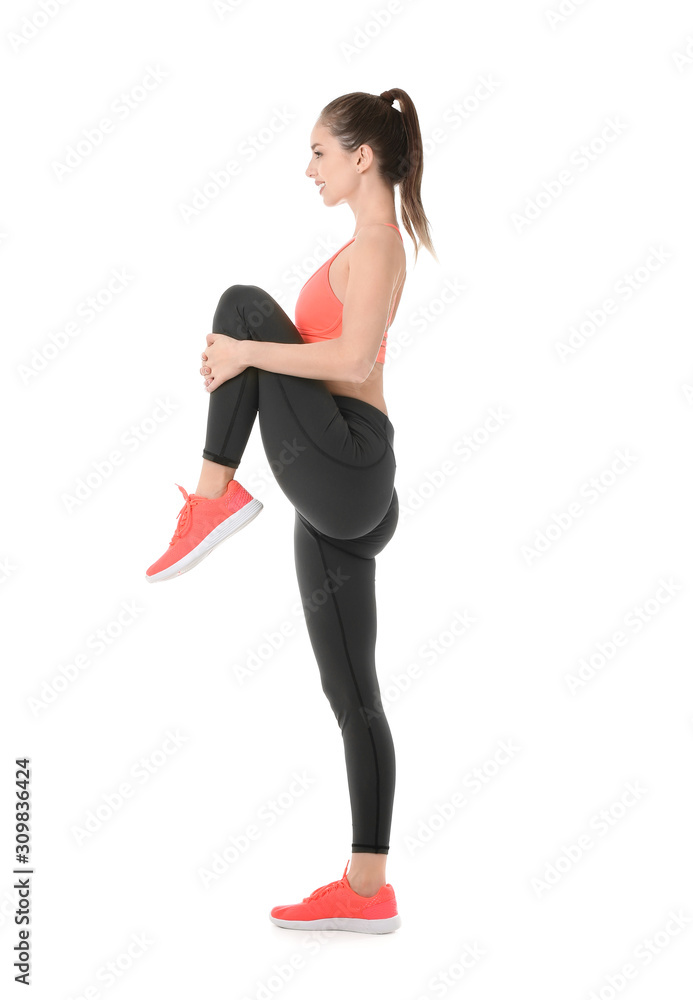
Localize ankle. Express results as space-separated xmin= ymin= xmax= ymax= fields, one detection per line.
xmin=196 ymin=459 xmax=236 ymax=499
xmin=347 ymin=876 xmax=386 ymax=897
xmin=194 ymin=486 xmax=228 ymax=499
xmin=194 ymin=476 xmax=235 ymax=499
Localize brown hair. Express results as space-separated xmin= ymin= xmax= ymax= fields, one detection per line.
xmin=317 ymin=89 xmax=438 ymax=265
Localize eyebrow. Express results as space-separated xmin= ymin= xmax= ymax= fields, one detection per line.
xmin=310 ymin=143 xmax=323 ymax=150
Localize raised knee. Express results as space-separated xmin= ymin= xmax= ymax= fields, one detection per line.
xmin=217 ymin=283 xmax=251 ymax=310
xmin=222 ymin=282 xmax=269 ymax=298
xmin=213 ymin=283 xmax=278 ymax=337
xmin=217 ymin=283 xmax=274 ymax=315
xmin=213 ymin=284 xmax=257 ymax=333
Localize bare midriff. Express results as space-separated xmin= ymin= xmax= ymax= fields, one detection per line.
xmin=323 ymin=234 xmax=406 ymax=418
xmin=324 ymin=362 xmax=389 ymax=415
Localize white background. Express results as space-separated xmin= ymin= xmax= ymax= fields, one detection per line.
xmin=2 ymin=0 xmax=693 ymax=997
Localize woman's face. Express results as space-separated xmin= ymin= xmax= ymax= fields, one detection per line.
xmin=305 ymin=122 xmax=358 ymax=207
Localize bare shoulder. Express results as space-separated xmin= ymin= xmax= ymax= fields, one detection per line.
xmin=351 ymin=224 xmax=406 ymax=273
xmin=354 ymin=223 xmax=405 ymax=246
xmin=344 ymin=224 xmax=407 ymax=330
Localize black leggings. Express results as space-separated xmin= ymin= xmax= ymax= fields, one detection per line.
xmin=203 ymin=284 xmax=399 ymax=854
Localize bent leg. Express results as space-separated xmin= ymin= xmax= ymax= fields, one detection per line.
xmin=202 ymin=283 xmax=346 ymax=470
xmin=202 ymin=284 xmax=396 ymax=536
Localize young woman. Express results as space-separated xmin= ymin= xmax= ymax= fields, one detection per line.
xmin=146 ymin=88 xmax=436 ymax=933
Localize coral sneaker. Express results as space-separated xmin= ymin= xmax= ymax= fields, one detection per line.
xmin=269 ymin=859 xmax=401 ymax=934
xmin=145 ymin=479 xmax=262 ymax=582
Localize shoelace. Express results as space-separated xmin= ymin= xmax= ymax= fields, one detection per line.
xmin=303 ymin=879 xmax=344 ymax=902
xmin=170 ymin=484 xmax=204 ymax=545
xmin=302 ymin=861 xmax=351 ymax=902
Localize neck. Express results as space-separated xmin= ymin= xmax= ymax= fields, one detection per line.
xmin=348 ymin=189 xmax=397 ymax=235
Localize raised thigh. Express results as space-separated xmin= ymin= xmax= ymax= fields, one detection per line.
xmin=260 ymin=395 xmax=396 ymax=539
xmin=213 ymin=284 xmax=396 ymax=537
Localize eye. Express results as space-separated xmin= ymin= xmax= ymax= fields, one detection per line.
xmin=314 ymin=151 xmax=322 ymax=157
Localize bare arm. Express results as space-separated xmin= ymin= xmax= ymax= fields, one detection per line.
xmin=238 ymin=337 xmax=363 ymax=383
xmin=237 ymin=226 xmax=403 ymax=384
xmin=340 ymin=225 xmax=404 ymax=380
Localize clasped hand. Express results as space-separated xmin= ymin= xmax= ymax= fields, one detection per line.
xmin=200 ymin=333 xmax=248 ymax=392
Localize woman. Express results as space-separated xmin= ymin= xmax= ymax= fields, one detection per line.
xmin=146 ymin=88 xmax=436 ymax=933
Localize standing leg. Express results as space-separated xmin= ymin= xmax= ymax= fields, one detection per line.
xmin=293 ymin=488 xmax=399 ymax=892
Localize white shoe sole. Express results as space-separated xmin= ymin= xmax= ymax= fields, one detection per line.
xmin=268 ymin=914 xmax=401 ymax=933
xmin=146 ymin=497 xmax=263 ymax=583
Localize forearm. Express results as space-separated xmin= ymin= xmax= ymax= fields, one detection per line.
xmin=239 ymin=338 xmax=364 ymax=383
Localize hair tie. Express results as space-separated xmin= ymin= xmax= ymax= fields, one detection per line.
xmin=380 ymin=90 xmax=395 ymax=107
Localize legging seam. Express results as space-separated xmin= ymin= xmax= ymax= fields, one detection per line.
xmin=314 ymin=532 xmax=382 ymax=852
xmin=276 ymin=378 xmax=392 ymax=470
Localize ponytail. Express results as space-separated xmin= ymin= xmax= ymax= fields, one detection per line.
xmin=318 ymin=89 xmax=438 ymax=264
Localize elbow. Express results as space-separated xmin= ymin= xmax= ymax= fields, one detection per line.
xmin=338 ymin=350 xmax=371 ymax=384
xmin=350 ymin=357 xmax=373 ymax=384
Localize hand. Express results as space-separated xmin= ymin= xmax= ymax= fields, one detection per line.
xmin=200 ymin=333 xmax=248 ymax=392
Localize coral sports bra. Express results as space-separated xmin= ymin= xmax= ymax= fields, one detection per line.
xmin=295 ymin=222 xmax=403 ymax=366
